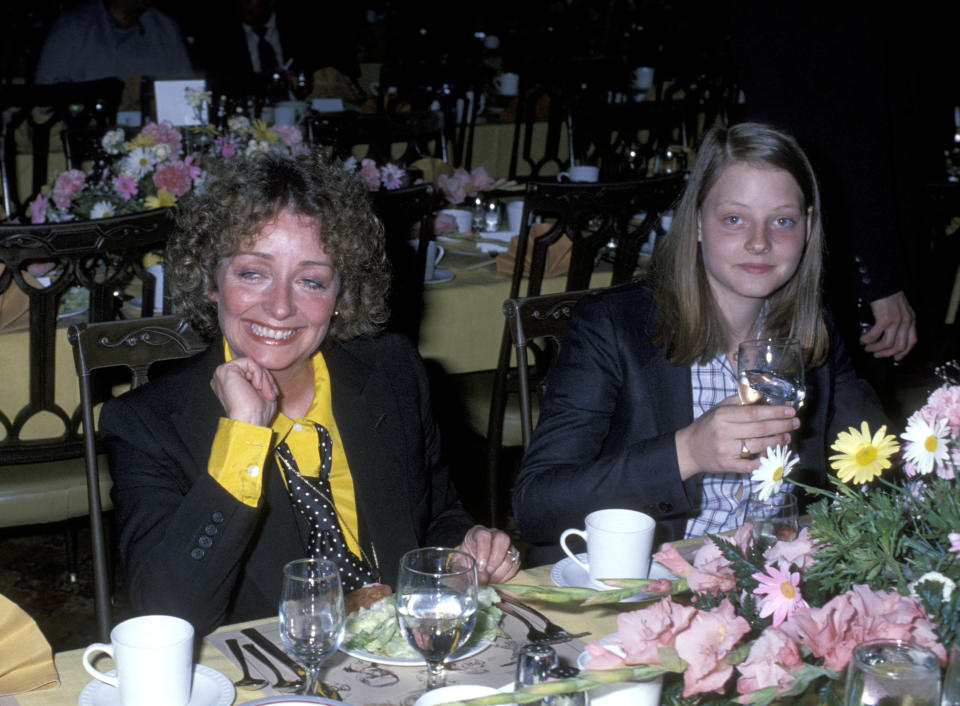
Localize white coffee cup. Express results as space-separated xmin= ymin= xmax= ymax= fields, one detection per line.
xmin=146 ymin=263 xmax=164 ymax=313
xmin=560 ymin=509 xmax=656 ymax=588
xmin=506 ymin=200 xmax=525 ymax=234
xmin=273 ymin=100 xmax=308 ymax=125
xmin=493 ymin=72 xmax=520 ymax=96
xmin=424 ymin=240 xmax=445 ymax=281
xmin=630 ymin=66 xmax=655 ymax=91
xmin=440 ymin=208 xmax=473 ymax=234
xmin=82 ymin=615 xmax=194 ymax=706
xmin=557 ymin=165 xmax=599 ymax=183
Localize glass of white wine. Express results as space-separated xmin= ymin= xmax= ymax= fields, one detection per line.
xmin=737 ymin=338 xmax=806 ymax=408
xmin=396 ymin=547 xmax=478 ymax=705
xmin=279 ymin=558 xmax=345 ymax=696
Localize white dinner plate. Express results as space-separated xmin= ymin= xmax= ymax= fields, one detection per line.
xmin=78 ymin=664 xmax=234 ymax=706
xmin=550 ymin=554 xmax=676 ymax=601
xmin=339 ymin=637 xmax=491 ymax=666
xmin=243 ymin=697 xmax=350 ymax=705
xmin=424 ymin=267 xmax=455 ymax=285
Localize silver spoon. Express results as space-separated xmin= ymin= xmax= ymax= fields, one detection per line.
xmin=225 ymin=638 xmax=267 ymax=690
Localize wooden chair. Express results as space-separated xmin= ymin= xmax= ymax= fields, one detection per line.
xmin=353 ymin=110 xmax=448 ymax=166
xmin=503 ymin=289 xmax=599 ymax=449
xmin=474 ymin=173 xmax=686 ymax=525
xmin=70 ymin=315 xmax=207 ymax=640
xmin=0 ymin=208 xmax=172 ymax=629
xmin=371 ymin=182 xmax=438 ymax=342
xmin=507 ymin=79 xmax=570 ymax=180
xmin=0 ymin=79 xmax=123 ymax=219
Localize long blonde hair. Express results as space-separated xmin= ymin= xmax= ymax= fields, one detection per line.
xmin=650 ymin=123 xmax=829 ymax=367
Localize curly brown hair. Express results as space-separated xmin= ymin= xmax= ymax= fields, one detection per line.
xmin=168 ymin=151 xmax=391 ymax=342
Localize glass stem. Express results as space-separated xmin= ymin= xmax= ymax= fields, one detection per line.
xmin=302 ymin=663 xmax=321 ymax=696
xmin=425 ymin=659 xmax=446 ymax=690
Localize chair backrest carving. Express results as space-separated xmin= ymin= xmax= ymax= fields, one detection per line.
xmin=0 ymin=208 xmax=173 ymax=464
xmin=503 ymin=288 xmax=598 ymax=448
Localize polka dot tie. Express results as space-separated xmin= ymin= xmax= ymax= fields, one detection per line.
xmin=275 ymin=424 xmax=379 ymax=592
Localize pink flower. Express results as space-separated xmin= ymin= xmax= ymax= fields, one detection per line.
xmin=216 ymin=136 xmax=237 ymax=158
xmin=380 ymin=163 xmax=405 ymax=190
xmin=675 ymin=599 xmax=751 ymax=697
xmin=684 ymin=535 xmax=741 ymax=594
xmin=949 ymin=532 xmax=960 ymax=555
xmin=583 ymin=597 xmax=696 ymax=669
xmin=438 ymin=168 xmax=470 ymax=204
xmin=272 ymin=123 xmax=303 ymax=147
xmin=141 ymin=121 xmax=182 ymax=156
xmin=736 ymin=627 xmax=803 ymax=695
xmin=752 ymin=563 xmax=808 ymax=627
xmin=359 ymin=159 xmax=380 ymax=191
xmin=114 ymin=173 xmax=138 ymax=202
xmin=925 ymin=385 xmax=960 ymax=433
xmin=465 ymin=165 xmax=494 ymax=193
xmin=183 ymin=156 xmax=203 ymax=181
xmin=762 ymin=527 xmax=817 ymax=571
xmin=780 ymin=585 xmax=945 ymax=670
xmin=432 ymin=213 xmax=458 ymax=235
xmin=153 ymin=160 xmax=192 ymax=197
xmin=29 ymin=194 xmax=49 ymax=223
xmin=52 ymin=169 xmax=86 ymax=209
xmin=653 ymin=543 xmax=693 ymax=578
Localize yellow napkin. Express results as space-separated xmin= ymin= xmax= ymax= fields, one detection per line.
xmin=495 ymin=223 xmax=572 ymax=279
xmin=0 ymin=594 xmax=59 ymax=695
xmin=409 ymin=157 xmax=453 ymax=184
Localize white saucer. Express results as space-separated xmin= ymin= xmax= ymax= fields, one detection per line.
xmin=78 ymin=664 xmax=234 ymax=706
xmin=424 ymin=267 xmax=455 ymax=284
xmin=550 ymin=554 xmax=676 ymax=601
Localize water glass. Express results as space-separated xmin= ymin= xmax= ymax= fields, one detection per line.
xmin=279 ymin=558 xmax=345 ymax=696
xmin=844 ymin=640 xmax=941 ymax=706
xmin=737 ymin=338 xmax=806 ymax=408
xmin=744 ymin=493 xmax=799 ymax=552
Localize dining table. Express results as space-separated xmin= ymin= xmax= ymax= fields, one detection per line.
xmin=6 ymin=563 xmax=637 ymax=706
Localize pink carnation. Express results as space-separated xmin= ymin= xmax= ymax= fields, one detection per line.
xmin=29 ymin=194 xmax=49 ymax=223
xmin=152 ymin=160 xmax=192 ymax=197
xmin=582 ymin=597 xmax=696 ymax=669
xmin=736 ymin=627 xmax=803 ymax=695
xmin=271 ymin=124 xmax=303 ymax=147
xmin=141 ymin=121 xmax=182 ymax=156
xmin=674 ymin=599 xmax=751 ymax=697
xmin=779 ymin=584 xmax=945 ymax=671
xmin=52 ymin=169 xmax=86 ymax=209
xmin=359 ymin=159 xmax=380 ymax=191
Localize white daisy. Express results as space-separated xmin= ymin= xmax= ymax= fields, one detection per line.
xmin=901 ymin=416 xmax=951 ymax=476
xmin=228 ymin=115 xmax=251 ymax=133
xmin=751 ymin=444 xmax=799 ymax=501
xmin=89 ymin=201 xmax=114 ymax=219
xmin=910 ymin=571 xmax=955 ymax=602
xmin=245 ymin=139 xmax=271 ymax=156
xmin=121 ymin=146 xmax=156 ymax=179
xmin=151 ymin=142 xmax=172 ymax=162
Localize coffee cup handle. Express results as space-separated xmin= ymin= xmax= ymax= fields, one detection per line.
xmin=493 ymin=76 xmax=502 ymax=92
xmin=434 ymin=245 xmax=445 ymax=265
xmin=559 ymin=528 xmax=589 ymax=574
xmin=82 ymin=643 xmax=118 ymax=688
xmin=557 ymin=172 xmax=570 ymax=182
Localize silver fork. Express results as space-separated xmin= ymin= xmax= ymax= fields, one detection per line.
xmin=495 ymin=588 xmax=589 ymax=641
xmin=496 ymin=600 xmax=589 ymax=645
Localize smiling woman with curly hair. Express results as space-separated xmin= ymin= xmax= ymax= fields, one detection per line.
xmin=99 ymin=151 xmax=520 ymax=634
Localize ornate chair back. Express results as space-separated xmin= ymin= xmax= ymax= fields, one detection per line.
xmin=503 ymin=289 xmax=598 ymax=449
xmin=70 ymin=315 xmax=207 ymax=640
xmin=352 ymin=110 xmax=447 ymax=166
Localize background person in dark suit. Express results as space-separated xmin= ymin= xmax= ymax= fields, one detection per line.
xmin=100 ymin=152 xmax=518 ymax=634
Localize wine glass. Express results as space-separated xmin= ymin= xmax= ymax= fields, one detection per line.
xmin=844 ymin=640 xmax=941 ymax=706
xmin=737 ymin=338 xmax=806 ymax=408
xmin=395 ymin=547 xmax=478 ymax=704
xmin=278 ymin=558 xmax=345 ymax=696
xmin=744 ymin=493 xmax=799 ymax=552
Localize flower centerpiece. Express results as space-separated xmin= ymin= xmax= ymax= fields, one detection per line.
xmin=477 ymin=362 xmax=960 ymax=706
xmin=26 ymin=112 xmax=308 ymax=224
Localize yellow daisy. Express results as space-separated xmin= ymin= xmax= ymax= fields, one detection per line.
xmin=144 ymin=189 xmax=177 ymax=209
xmin=829 ymin=421 xmax=899 ymax=485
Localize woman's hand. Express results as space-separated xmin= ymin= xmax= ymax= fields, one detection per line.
xmin=210 ymin=357 xmax=280 ymax=427
xmin=460 ymin=525 xmax=521 ymax=585
xmin=675 ymin=395 xmax=800 ymax=479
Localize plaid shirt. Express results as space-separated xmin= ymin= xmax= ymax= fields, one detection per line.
xmin=684 ymin=354 xmax=754 ymax=538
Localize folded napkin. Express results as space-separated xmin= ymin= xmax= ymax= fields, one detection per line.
xmin=0 ymin=594 xmax=58 ymax=695
xmin=495 ymin=224 xmax=572 ymax=278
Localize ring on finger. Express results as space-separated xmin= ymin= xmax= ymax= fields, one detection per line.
xmin=739 ymin=440 xmax=751 ymax=458
xmin=507 ymin=547 xmax=520 ymax=563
